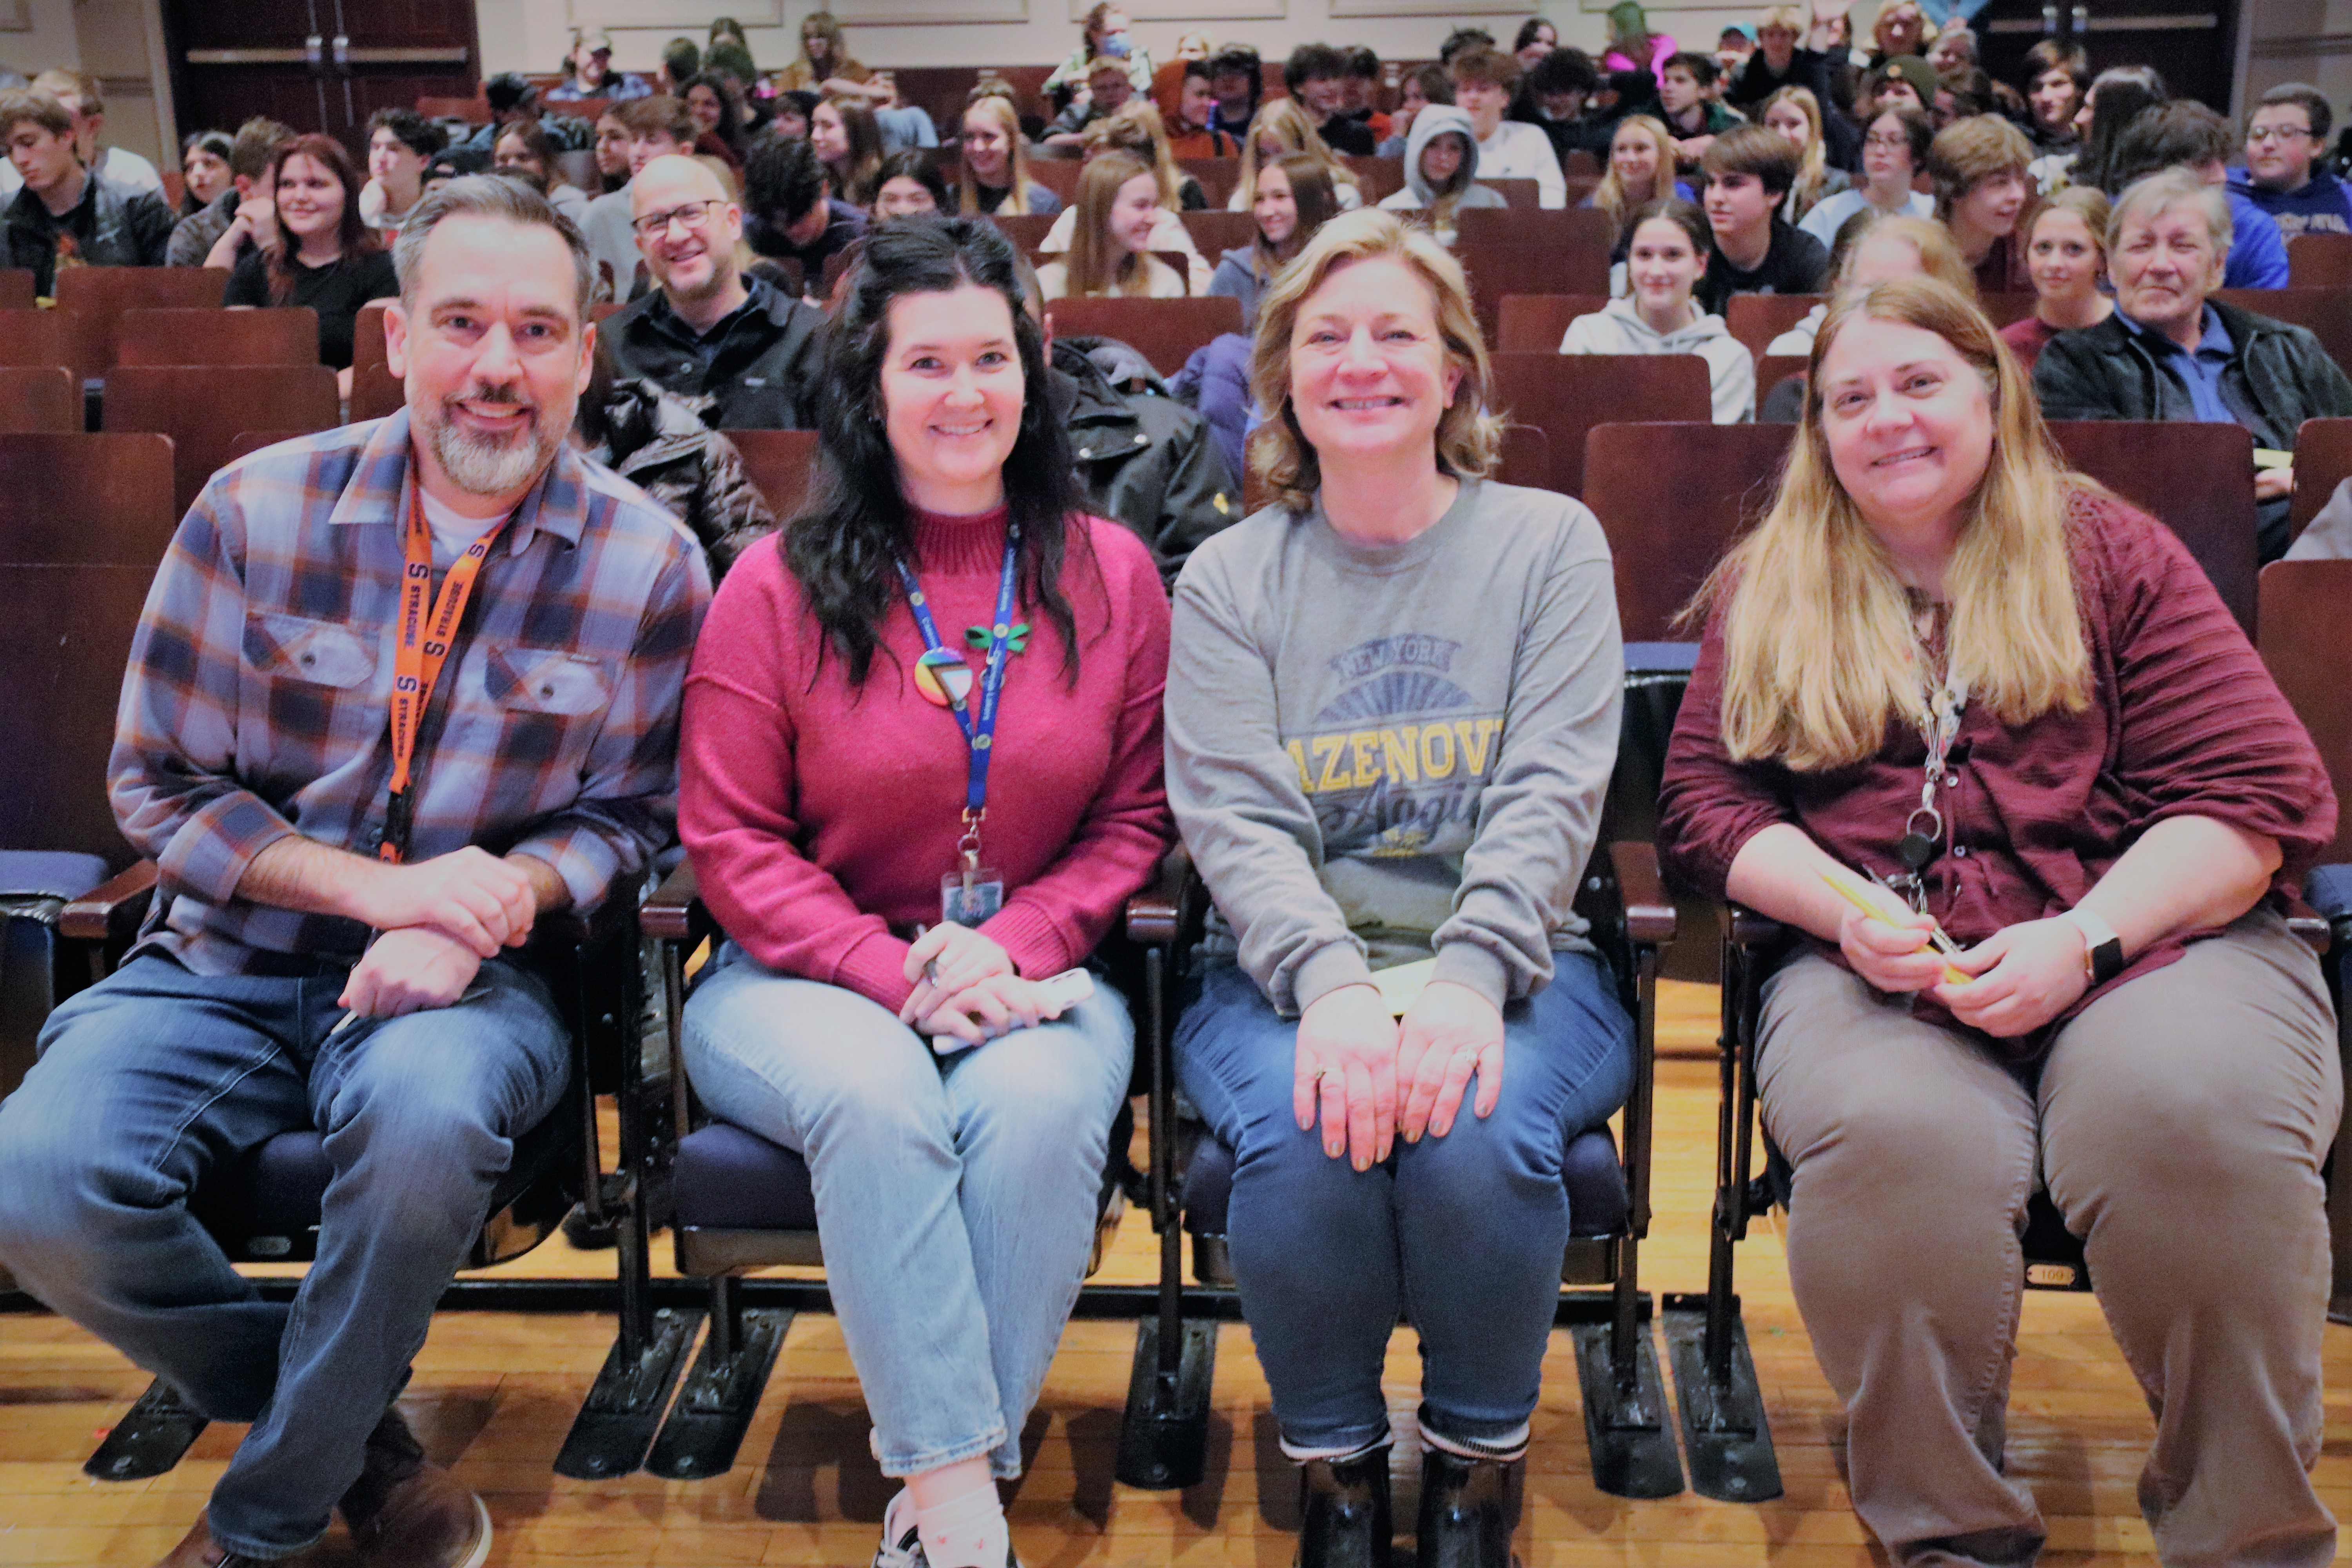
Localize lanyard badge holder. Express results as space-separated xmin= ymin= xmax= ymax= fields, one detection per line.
xmin=896 ymin=524 xmax=1022 ymax=928
xmin=380 ymin=490 xmax=504 ymax=866
xmin=1886 ymin=672 xmax=1969 ymax=917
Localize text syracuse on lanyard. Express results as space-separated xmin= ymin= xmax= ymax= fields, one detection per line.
xmin=379 ymin=490 xmax=505 ymax=864
xmin=893 ymin=523 xmax=1021 ymax=871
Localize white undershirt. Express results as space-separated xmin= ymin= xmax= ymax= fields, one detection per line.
xmin=416 ymin=486 xmax=509 ymax=569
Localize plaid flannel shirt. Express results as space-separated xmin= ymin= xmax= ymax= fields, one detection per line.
xmin=111 ymin=410 xmax=712 ymax=974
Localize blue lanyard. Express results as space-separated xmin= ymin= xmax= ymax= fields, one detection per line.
xmin=895 ymin=523 xmax=1022 ymax=840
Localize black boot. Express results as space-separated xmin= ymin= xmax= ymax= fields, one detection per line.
xmin=1295 ymin=1443 xmax=1392 ymax=1568
xmin=1414 ymin=1448 xmax=1521 ymax=1568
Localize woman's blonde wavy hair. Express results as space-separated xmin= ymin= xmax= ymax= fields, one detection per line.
xmin=1592 ymin=115 xmax=1677 ymax=244
xmin=1084 ymin=100 xmax=1185 ymax=209
xmin=956 ymin=94 xmax=1043 ymax=215
xmin=1246 ymin=209 xmax=1501 ymax=514
xmin=1690 ymin=275 xmax=2093 ymax=770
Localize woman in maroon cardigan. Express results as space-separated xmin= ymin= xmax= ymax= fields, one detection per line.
xmin=1659 ymin=276 xmax=2340 ymax=1566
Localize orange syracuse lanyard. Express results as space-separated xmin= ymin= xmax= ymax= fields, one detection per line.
xmin=379 ymin=488 xmax=505 ymax=864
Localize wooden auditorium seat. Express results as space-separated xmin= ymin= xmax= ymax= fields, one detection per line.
xmin=0 ymin=367 xmax=78 ymax=434
xmin=2291 ymin=417 xmax=2352 ymax=544
xmin=53 ymin=267 xmax=233 ymax=370
xmin=1040 ymin=295 xmax=1243 ymax=376
xmin=101 ymin=365 xmax=338 ymax=517
xmin=1495 ymin=294 xmax=1612 ymax=352
xmin=1487 ymin=353 xmax=1714 ymax=497
xmin=2289 ymin=232 xmax=2352 ymax=289
xmin=2047 ymin=420 xmax=2259 ymax=634
xmin=1582 ymin=422 xmax=1795 ymax=644
xmin=115 ymin=307 xmax=320 ymax=367
xmin=0 ymin=267 xmax=32 ymax=309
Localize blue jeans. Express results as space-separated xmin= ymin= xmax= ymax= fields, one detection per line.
xmin=680 ymin=944 xmax=1134 ymax=1479
xmin=1174 ymin=954 xmax=1635 ymax=1454
xmin=0 ymin=951 xmax=570 ymax=1560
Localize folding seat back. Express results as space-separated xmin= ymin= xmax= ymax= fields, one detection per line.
xmin=1488 ymin=352 xmax=1713 ymax=497
xmin=2045 ymin=421 xmax=2257 ymax=635
xmin=2291 ymin=416 xmax=2352 ymax=544
xmin=101 ymin=364 xmax=339 ymax=517
xmin=1042 ymin=294 xmax=1244 ymax=376
xmin=2289 ymin=232 xmax=2352 ymax=289
xmin=1495 ymin=293 xmax=1611 ymax=352
xmin=53 ymin=266 xmax=232 ymax=370
xmin=1724 ymin=293 xmax=1822 ymax=367
xmin=0 ymin=366 xmax=78 ymax=434
xmin=116 ymin=307 xmax=319 ymax=367
xmin=0 ymin=267 xmax=32 ymax=309
xmin=1178 ymin=208 xmax=1254 ymax=258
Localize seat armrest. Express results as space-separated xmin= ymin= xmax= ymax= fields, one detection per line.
xmin=544 ymin=881 xmax=638 ymax=948
xmin=60 ymin=861 xmax=158 ymax=942
xmin=1722 ymin=900 xmax=1786 ymax=949
xmin=642 ymin=858 xmax=703 ymax=944
xmin=1125 ymin=845 xmax=1191 ymax=946
xmin=2284 ymin=893 xmax=2331 ymax=956
xmin=1607 ymin=841 xmax=1675 ymax=946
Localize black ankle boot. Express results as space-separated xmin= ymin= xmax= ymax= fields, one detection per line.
xmin=1414 ymin=1448 xmax=1521 ymax=1568
xmin=1295 ymin=1444 xmax=1392 ymax=1568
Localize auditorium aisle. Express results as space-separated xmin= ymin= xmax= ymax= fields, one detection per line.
xmin=5 ymin=980 xmax=2350 ymax=1564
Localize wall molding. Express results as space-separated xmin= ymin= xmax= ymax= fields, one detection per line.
xmin=2250 ymin=30 xmax=2352 ymax=57
xmin=0 ymin=0 xmax=31 ymax=33
xmin=569 ymin=0 xmax=785 ymax=27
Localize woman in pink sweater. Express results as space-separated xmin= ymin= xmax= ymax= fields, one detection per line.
xmin=677 ymin=219 xmax=1172 ymax=1568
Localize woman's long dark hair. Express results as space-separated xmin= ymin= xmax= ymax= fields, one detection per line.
xmin=265 ymin=133 xmax=377 ymax=305
xmin=2074 ymin=65 xmax=2167 ymax=196
xmin=787 ymin=216 xmax=1091 ymax=689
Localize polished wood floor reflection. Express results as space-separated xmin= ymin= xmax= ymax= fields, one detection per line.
xmin=7 ymin=980 xmax=2352 ymax=1565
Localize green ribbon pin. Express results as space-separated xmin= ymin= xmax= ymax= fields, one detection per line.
xmin=966 ymin=621 xmax=1029 ymax=654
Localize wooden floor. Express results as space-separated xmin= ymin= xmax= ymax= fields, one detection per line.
xmin=7 ymin=979 xmax=2352 ymax=1566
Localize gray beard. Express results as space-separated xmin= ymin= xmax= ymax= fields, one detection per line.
xmin=427 ymin=404 xmax=556 ymax=497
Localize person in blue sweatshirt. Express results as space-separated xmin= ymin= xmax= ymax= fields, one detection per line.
xmin=2231 ymin=82 xmax=2352 ymax=241
xmin=2107 ymin=100 xmax=2289 ymax=289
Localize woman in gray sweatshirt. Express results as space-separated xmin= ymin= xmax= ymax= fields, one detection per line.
xmin=1165 ymin=210 xmax=1633 ymax=1568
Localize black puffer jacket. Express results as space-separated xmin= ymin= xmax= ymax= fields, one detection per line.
xmin=584 ymin=378 xmax=777 ymax=579
xmin=2034 ymin=298 xmax=2352 ymax=561
xmin=1050 ymin=335 xmax=1241 ymax=589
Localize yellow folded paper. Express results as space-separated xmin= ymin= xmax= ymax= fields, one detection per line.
xmin=2254 ymin=448 xmax=2294 ymax=470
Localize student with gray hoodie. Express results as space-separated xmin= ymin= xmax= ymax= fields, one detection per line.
xmin=1375 ymin=103 xmax=1506 ymax=247
xmin=1559 ymin=197 xmax=1754 ymax=422
xmin=1167 ymin=209 xmax=1633 ymax=1568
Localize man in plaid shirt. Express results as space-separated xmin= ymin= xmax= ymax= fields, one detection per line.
xmin=0 ymin=179 xmax=710 ymax=1568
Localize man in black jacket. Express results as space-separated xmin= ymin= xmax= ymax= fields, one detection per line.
xmin=2 ymin=87 xmax=171 ymax=295
xmin=598 ymin=154 xmax=826 ymax=430
xmin=2034 ymin=167 xmax=2352 ymax=561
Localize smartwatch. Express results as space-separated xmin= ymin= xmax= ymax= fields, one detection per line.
xmin=2057 ymin=907 xmax=2125 ymax=986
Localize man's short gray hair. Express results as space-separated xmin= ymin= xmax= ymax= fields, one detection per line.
xmin=2108 ymin=165 xmax=2232 ymax=263
xmin=392 ymin=174 xmax=594 ymax=322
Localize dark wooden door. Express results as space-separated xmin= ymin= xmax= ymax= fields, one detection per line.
xmin=165 ymin=0 xmax=479 ymax=154
xmin=1976 ymin=0 xmax=2240 ymax=114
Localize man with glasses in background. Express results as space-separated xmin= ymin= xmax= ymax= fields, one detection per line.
xmin=599 ymin=153 xmax=826 ymax=430
xmin=2232 ymin=83 xmax=2350 ymax=240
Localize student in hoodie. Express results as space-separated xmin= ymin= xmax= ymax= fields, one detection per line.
xmin=1560 ymin=197 xmax=1755 ymax=422
xmin=1375 ymin=104 xmax=1507 ymax=248
xmin=1211 ymin=152 xmax=1339 ymax=329
xmin=2232 ymin=83 xmax=2352 ymax=241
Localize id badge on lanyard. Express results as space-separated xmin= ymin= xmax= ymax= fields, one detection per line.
xmin=380 ymin=490 xmax=505 ymax=864
xmin=896 ymin=524 xmax=1021 ymax=927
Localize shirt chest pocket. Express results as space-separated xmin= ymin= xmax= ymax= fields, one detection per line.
xmin=243 ymin=612 xmax=377 ymax=689
xmin=484 ymin=646 xmax=612 ymax=717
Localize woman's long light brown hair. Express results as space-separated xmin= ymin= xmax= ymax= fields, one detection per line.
xmin=1691 ymin=276 xmax=2092 ymax=770
xmin=1065 ymin=149 xmax=1154 ymax=296
xmin=1592 ymin=115 xmax=1675 ymax=245
xmin=1760 ymin=86 xmax=1831 ymax=211
xmin=956 ymin=95 xmax=1040 ymax=215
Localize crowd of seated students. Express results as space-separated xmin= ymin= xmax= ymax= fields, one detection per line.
xmin=13 ymin=1 xmax=2352 ymax=1561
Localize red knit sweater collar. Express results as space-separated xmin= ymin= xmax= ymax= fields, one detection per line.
xmin=909 ymin=502 xmax=1013 ymax=577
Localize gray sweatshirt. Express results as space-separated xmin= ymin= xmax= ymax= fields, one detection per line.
xmin=1167 ymin=479 xmax=1624 ymax=1017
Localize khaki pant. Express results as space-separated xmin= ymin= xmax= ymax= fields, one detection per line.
xmin=1758 ymin=910 xmax=2341 ymax=1567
